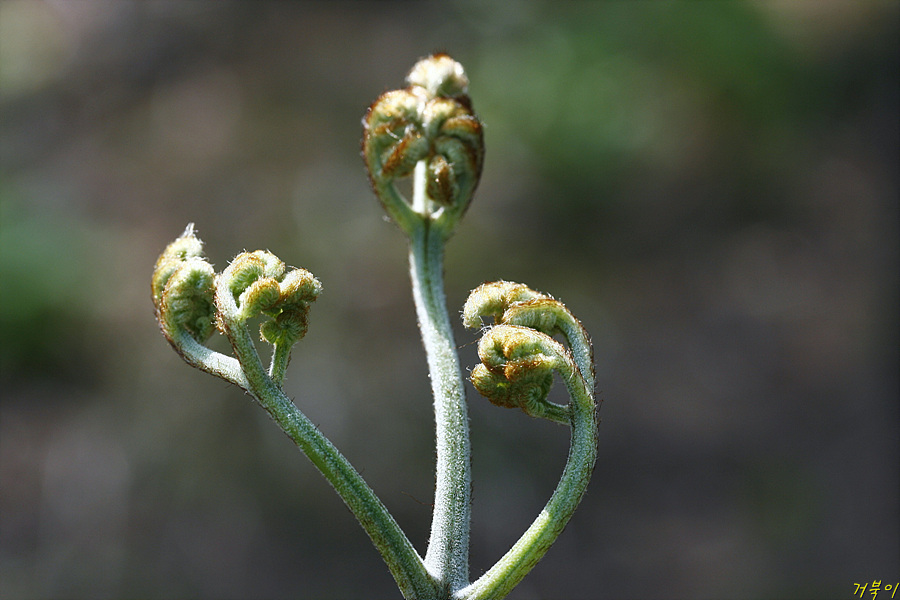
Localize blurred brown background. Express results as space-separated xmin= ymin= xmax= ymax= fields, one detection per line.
xmin=1 ymin=2 xmax=897 ymax=599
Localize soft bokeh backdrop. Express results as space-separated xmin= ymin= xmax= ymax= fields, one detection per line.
xmin=1 ymin=2 xmax=897 ymax=599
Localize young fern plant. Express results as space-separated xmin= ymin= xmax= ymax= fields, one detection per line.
xmin=152 ymin=54 xmax=599 ymax=600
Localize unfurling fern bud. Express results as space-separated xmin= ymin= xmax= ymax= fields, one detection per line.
xmin=471 ymin=325 xmax=563 ymax=420
xmin=216 ymin=250 xmax=322 ymax=348
xmin=259 ymin=268 xmax=322 ymax=347
xmin=362 ymin=54 xmax=484 ymax=237
xmin=463 ymin=280 xmax=594 ymax=388
xmin=152 ymin=223 xmax=204 ymax=307
xmin=462 ymin=281 xmax=545 ymax=330
xmin=152 ymin=224 xmax=217 ymax=345
xmin=464 ymin=281 xmax=595 ymax=423
xmin=152 ymin=225 xmax=322 ymax=390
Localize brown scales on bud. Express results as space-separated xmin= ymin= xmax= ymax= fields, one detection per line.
xmin=218 ymin=250 xmax=322 ymax=347
xmin=362 ymin=54 xmax=484 ymax=234
xmin=463 ymin=281 xmax=595 ymax=423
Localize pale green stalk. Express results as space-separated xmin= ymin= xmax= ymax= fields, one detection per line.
xmin=168 ymin=328 xmax=251 ymax=391
xmin=215 ymin=275 xmax=437 ymax=599
xmin=458 ymin=364 xmax=597 ymax=599
xmin=268 ymin=342 xmax=291 ymax=386
xmin=409 ymin=162 xmax=472 ymax=593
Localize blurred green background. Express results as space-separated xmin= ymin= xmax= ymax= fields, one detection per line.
xmin=1 ymin=2 xmax=897 ymax=598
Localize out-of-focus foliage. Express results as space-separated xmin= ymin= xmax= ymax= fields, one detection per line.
xmin=1 ymin=2 xmax=896 ymax=599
